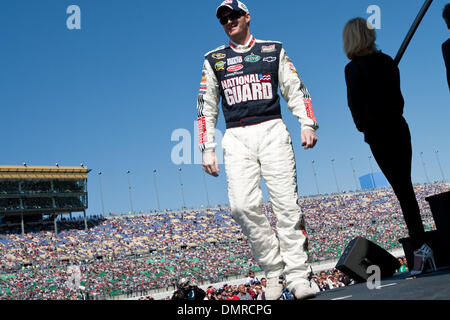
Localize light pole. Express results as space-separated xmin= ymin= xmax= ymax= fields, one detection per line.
xmin=349 ymin=157 xmax=359 ymax=191
xmin=331 ymin=158 xmax=340 ymax=193
xmin=202 ymin=170 xmax=211 ymax=208
xmin=434 ymin=150 xmax=446 ymax=182
xmin=153 ymin=169 xmax=161 ymax=211
xmin=178 ymin=168 xmax=186 ymax=209
xmin=98 ymin=172 xmax=105 ymax=216
xmin=126 ymin=170 xmax=134 ymax=214
xmin=311 ymin=160 xmax=320 ymax=195
xmin=368 ymin=155 xmax=376 ymax=188
xmin=419 ymin=152 xmax=430 ymax=184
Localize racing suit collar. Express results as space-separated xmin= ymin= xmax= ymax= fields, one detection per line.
xmin=229 ymin=35 xmax=256 ymax=53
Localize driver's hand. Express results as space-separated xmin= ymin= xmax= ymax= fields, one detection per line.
xmin=203 ymin=151 xmax=220 ymax=177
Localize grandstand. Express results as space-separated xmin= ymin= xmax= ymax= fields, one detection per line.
xmin=0 ymin=165 xmax=90 ymax=235
xmin=0 ymin=182 xmax=448 ymax=300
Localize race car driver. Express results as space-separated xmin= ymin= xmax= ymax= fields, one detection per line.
xmin=197 ymin=0 xmax=319 ymax=300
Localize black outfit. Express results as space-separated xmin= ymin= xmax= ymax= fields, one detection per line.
xmin=442 ymin=39 xmax=450 ymax=91
xmin=344 ymin=51 xmax=425 ymax=250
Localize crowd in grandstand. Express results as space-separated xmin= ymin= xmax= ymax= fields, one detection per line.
xmin=161 ymin=258 xmax=410 ymax=300
xmin=0 ymin=182 xmax=447 ymax=300
xmin=164 ymin=267 xmax=353 ymax=300
xmin=302 ymin=183 xmax=441 ymax=262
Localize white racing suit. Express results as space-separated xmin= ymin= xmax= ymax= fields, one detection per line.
xmin=197 ymin=35 xmax=318 ymax=291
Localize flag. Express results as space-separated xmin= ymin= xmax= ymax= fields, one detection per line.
xmin=258 ymin=74 xmax=271 ymax=82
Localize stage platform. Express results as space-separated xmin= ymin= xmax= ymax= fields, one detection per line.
xmin=314 ymin=267 xmax=450 ymax=300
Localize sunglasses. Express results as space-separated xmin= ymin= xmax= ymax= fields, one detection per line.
xmin=219 ymin=10 xmax=245 ymax=25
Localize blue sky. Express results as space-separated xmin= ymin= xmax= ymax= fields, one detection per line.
xmin=1 ymin=0 xmax=449 ymax=215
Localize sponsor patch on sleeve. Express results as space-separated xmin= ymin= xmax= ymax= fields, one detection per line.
xmin=285 ymin=56 xmax=298 ymax=74
xmin=304 ymin=98 xmax=316 ymax=122
xmin=199 ymin=71 xmax=207 ymax=93
xmin=198 ymin=116 xmax=208 ymax=144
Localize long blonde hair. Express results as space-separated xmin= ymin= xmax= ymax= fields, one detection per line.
xmin=343 ymin=18 xmax=378 ymax=60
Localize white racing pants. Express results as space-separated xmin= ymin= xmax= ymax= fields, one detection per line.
xmin=222 ymin=119 xmax=310 ymax=290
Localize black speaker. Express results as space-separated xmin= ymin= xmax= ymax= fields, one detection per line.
xmin=426 ymin=191 xmax=450 ymax=256
xmin=335 ymin=237 xmax=400 ymax=283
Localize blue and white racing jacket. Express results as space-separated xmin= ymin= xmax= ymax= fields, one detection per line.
xmin=197 ymin=35 xmax=319 ymax=152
